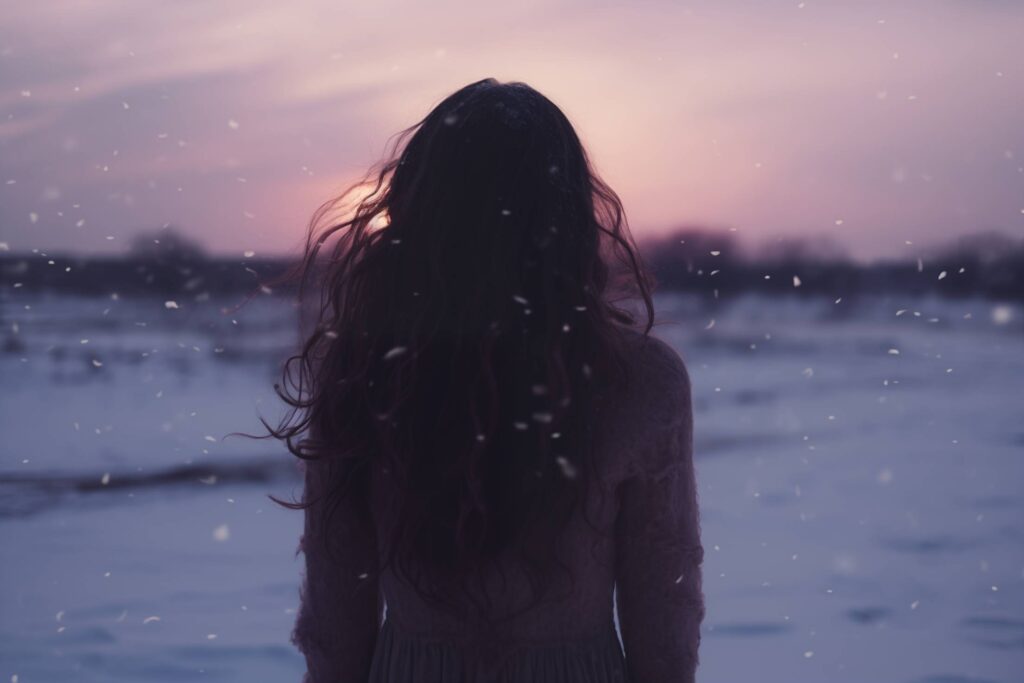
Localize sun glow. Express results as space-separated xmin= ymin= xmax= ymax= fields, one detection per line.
xmin=316 ymin=177 xmax=391 ymax=235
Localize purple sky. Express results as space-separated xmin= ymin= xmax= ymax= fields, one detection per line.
xmin=1 ymin=0 xmax=1022 ymax=261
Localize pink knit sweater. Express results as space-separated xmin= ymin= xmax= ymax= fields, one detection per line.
xmin=291 ymin=331 xmax=705 ymax=682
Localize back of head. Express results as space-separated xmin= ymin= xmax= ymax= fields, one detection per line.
xmin=269 ymin=78 xmax=657 ymax=622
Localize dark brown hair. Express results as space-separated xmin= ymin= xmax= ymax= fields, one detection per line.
xmin=262 ymin=78 xmax=656 ymax=622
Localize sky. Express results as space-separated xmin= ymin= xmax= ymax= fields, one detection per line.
xmin=1 ymin=0 xmax=1022 ymax=262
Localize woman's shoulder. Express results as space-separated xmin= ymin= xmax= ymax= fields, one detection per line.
xmin=587 ymin=327 xmax=693 ymax=486
xmin=617 ymin=327 xmax=691 ymax=412
xmin=593 ymin=326 xmax=692 ymax=468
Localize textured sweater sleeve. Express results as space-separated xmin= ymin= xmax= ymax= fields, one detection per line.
xmin=292 ymin=456 xmax=383 ymax=683
xmin=614 ymin=344 xmax=706 ymax=683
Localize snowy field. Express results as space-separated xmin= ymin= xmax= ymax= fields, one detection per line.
xmin=1 ymin=291 xmax=1022 ymax=683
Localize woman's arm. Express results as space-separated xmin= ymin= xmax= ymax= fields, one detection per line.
xmin=292 ymin=456 xmax=383 ymax=683
xmin=614 ymin=354 xmax=706 ymax=683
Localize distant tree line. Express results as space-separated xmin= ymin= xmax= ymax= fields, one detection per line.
xmin=0 ymin=228 xmax=295 ymax=300
xmin=1 ymin=226 xmax=1022 ymax=301
xmin=639 ymin=227 xmax=1024 ymax=301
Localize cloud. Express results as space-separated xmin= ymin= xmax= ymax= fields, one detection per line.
xmin=1 ymin=0 xmax=1022 ymax=258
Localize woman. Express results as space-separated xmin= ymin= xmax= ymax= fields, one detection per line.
xmin=267 ymin=78 xmax=705 ymax=683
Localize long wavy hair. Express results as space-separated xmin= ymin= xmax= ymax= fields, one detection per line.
xmin=264 ymin=78 xmax=656 ymax=623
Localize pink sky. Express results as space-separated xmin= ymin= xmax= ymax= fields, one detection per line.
xmin=1 ymin=0 xmax=1022 ymax=261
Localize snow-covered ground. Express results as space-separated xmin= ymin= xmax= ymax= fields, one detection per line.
xmin=1 ymin=291 xmax=1022 ymax=683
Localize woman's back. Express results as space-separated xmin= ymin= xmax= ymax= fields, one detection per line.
xmin=292 ymin=329 xmax=706 ymax=682
xmin=265 ymin=78 xmax=707 ymax=683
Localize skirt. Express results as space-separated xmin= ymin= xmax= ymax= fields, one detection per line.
xmin=367 ymin=618 xmax=630 ymax=683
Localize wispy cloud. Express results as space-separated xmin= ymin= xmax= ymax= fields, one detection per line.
xmin=1 ymin=0 xmax=1022 ymax=258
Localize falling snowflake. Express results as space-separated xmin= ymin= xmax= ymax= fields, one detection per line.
xmin=383 ymin=346 xmax=407 ymax=361
xmin=555 ymin=456 xmax=577 ymax=479
xmin=991 ymin=305 xmax=1012 ymax=325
